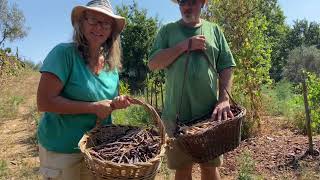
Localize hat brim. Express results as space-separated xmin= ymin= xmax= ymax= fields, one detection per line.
xmin=71 ymin=6 xmax=126 ymax=35
xmin=171 ymin=0 xmax=208 ymax=4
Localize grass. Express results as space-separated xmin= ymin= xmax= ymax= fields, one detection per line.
xmin=261 ymin=80 xmax=306 ymax=133
xmin=112 ymin=103 xmax=154 ymax=127
xmin=236 ymin=150 xmax=263 ymax=180
xmin=0 ymin=160 xmax=8 ymax=178
xmin=0 ymin=95 xmax=25 ymax=119
xmin=0 ymin=69 xmax=41 ymax=180
xmin=0 ymin=69 xmax=38 ymax=120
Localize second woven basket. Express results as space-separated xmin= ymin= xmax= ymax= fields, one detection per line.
xmin=175 ymin=105 xmax=246 ymax=163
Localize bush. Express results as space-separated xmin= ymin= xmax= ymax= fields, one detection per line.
xmin=306 ymin=72 xmax=320 ymax=133
xmin=119 ymin=80 xmax=131 ymax=95
xmin=261 ymin=81 xmax=306 ymax=132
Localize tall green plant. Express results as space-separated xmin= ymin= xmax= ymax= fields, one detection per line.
xmin=204 ymin=0 xmax=272 ymax=137
xmin=116 ymin=2 xmax=159 ymax=93
xmin=307 ymin=72 xmax=320 ymax=133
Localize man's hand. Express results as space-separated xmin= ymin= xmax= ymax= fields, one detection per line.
xmin=179 ymin=35 xmax=206 ymax=52
xmin=211 ymin=100 xmax=234 ymax=121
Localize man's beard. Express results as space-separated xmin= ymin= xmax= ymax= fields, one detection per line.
xmin=182 ymin=10 xmax=198 ymax=24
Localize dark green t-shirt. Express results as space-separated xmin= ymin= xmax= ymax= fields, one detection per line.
xmin=38 ymin=43 xmax=119 ymax=153
xmin=150 ymin=20 xmax=236 ymax=123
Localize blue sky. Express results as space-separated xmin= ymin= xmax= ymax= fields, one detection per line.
xmin=5 ymin=0 xmax=320 ymax=64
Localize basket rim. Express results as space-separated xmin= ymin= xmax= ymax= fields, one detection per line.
xmin=78 ymin=97 xmax=165 ymax=168
xmin=176 ymin=105 xmax=246 ymax=137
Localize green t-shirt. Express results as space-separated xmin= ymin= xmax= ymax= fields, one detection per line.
xmin=38 ymin=43 xmax=119 ymax=153
xmin=150 ymin=20 xmax=236 ymax=123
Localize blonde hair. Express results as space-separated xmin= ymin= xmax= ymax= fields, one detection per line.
xmin=72 ymin=12 xmax=122 ymax=71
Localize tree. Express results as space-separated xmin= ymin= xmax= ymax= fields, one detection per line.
xmin=116 ymin=2 xmax=159 ymax=93
xmin=0 ymin=0 xmax=28 ymax=46
xmin=258 ymin=0 xmax=290 ymax=82
xmin=203 ymin=0 xmax=272 ymax=137
xmin=274 ymin=20 xmax=320 ymax=81
xmin=283 ymin=46 xmax=320 ymax=83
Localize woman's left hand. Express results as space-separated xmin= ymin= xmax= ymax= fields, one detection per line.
xmin=111 ymin=95 xmax=131 ymax=110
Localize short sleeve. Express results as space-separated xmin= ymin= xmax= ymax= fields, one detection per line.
xmin=149 ymin=26 xmax=168 ymax=60
xmin=40 ymin=44 xmax=73 ymax=85
xmin=215 ymin=26 xmax=236 ymax=72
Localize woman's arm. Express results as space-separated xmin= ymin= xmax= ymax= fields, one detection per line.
xmin=37 ymin=72 xmax=112 ymax=119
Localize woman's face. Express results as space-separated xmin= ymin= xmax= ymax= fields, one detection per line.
xmin=82 ymin=10 xmax=114 ymax=48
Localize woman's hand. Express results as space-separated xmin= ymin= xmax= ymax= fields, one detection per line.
xmin=111 ymin=95 xmax=131 ymax=110
xmin=93 ymin=99 xmax=113 ymax=120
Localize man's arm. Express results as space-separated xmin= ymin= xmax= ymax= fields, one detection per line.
xmin=212 ymin=67 xmax=234 ymax=121
xmin=148 ymin=35 xmax=206 ymax=71
xmin=147 ymin=43 xmax=186 ymax=71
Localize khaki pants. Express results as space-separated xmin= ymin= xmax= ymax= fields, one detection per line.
xmin=39 ymin=144 xmax=100 ymax=180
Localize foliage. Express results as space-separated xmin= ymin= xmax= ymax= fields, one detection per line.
xmin=112 ymin=104 xmax=153 ymax=127
xmin=283 ymin=46 xmax=320 ymax=83
xmin=0 ymin=95 xmax=24 ymax=119
xmin=0 ymin=159 xmax=7 ymax=177
xmin=145 ymin=70 xmax=165 ymax=111
xmin=116 ymin=1 xmax=159 ymax=93
xmin=23 ymin=60 xmax=42 ymax=70
xmin=257 ymin=0 xmax=289 ymax=82
xmin=262 ymin=81 xmax=301 ymax=116
xmin=306 ymin=72 xmax=320 ymax=133
xmin=274 ymin=20 xmax=320 ymax=81
xmin=261 ymin=81 xmax=306 ymax=133
xmin=204 ymin=0 xmax=272 ymax=137
xmin=119 ymin=80 xmax=131 ymax=95
xmin=0 ymin=0 xmax=29 ymax=46
xmin=0 ymin=48 xmax=25 ymax=85
xmin=236 ymin=150 xmax=262 ymax=180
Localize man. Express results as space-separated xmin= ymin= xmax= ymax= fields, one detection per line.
xmin=148 ymin=0 xmax=236 ymax=179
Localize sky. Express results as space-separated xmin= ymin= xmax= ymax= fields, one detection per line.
xmin=5 ymin=0 xmax=320 ymax=64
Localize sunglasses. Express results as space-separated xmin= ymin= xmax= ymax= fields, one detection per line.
xmin=177 ymin=0 xmax=197 ymax=6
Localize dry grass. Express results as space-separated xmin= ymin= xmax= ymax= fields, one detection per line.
xmin=0 ymin=70 xmax=41 ymax=180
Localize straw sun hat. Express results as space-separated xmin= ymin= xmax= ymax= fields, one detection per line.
xmin=71 ymin=0 xmax=125 ymax=34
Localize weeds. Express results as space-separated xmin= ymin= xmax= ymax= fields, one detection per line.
xmin=0 ymin=159 xmax=7 ymax=177
xmin=236 ymin=150 xmax=262 ymax=180
xmin=261 ymin=81 xmax=306 ymax=133
xmin=0 ymin=95 xmax=24 ymax=119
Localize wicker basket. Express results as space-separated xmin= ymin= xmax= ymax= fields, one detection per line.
xmin=174 ymin=105 xmax=246 ymax=163
xmin=79 ymin=98 xmax=165 ymax=180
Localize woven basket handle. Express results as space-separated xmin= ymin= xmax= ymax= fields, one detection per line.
xmin=129 ymin=98 xmax=165 ymax=146
xmin=94 ymin=98 xmax=165 ymax=146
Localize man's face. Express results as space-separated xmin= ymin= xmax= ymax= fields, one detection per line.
xmin=178 ymin=0 xmax=203 ymax=24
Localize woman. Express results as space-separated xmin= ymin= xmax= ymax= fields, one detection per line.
xmin=37 ymin=0 xmax=130 ymax=179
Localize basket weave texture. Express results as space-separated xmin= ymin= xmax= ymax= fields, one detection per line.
xmin=79 ymin=98 xmax=165 ymax=180
xmin=175 ymin=105 xmax=246 ymax=163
